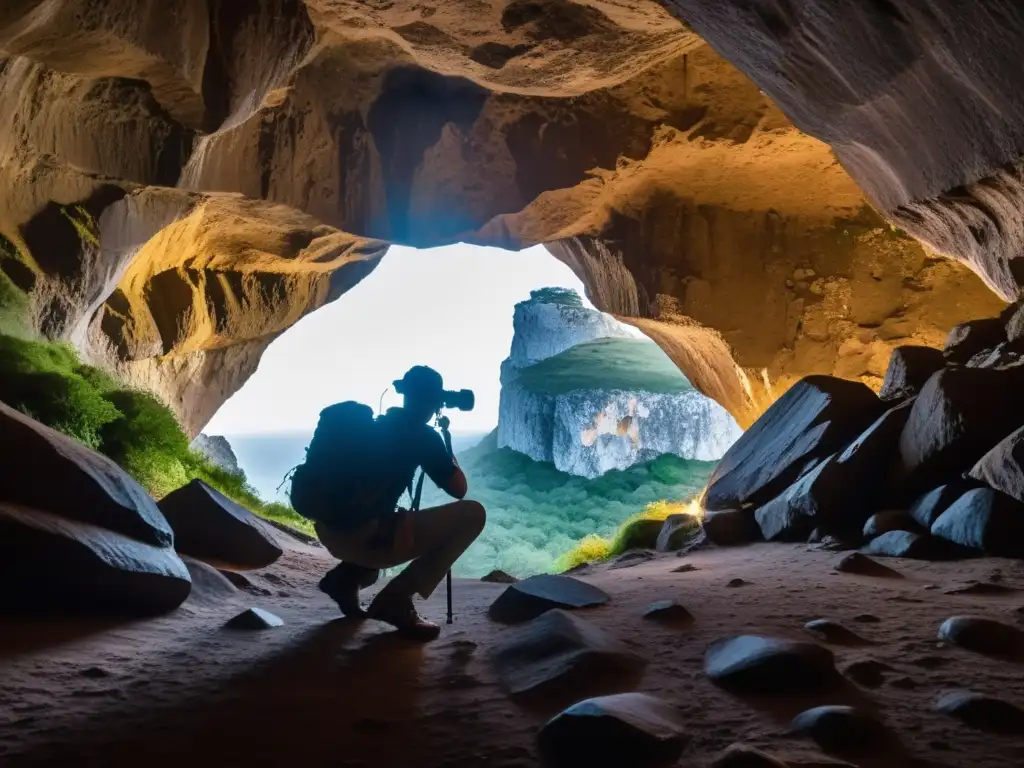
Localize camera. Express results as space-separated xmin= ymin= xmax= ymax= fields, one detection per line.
xmin=442 ymin=389 xmax=475 ymax=412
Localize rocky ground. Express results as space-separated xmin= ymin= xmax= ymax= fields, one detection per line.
xmin=3 ymin=539 xmax=1024 ymax=767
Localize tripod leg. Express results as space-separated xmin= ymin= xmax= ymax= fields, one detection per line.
xmin=446 ymin=570 xmax=453 ymax=624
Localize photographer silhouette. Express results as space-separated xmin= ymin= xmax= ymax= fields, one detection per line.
xmin=290 ymin=365 xmax=485 ymax=641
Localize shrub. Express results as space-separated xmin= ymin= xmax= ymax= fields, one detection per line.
xmin=525 ymin=286 xmax=583 ymax=307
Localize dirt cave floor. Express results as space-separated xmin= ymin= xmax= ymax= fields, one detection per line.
xmin=3 ymin=541 xmax=1024 ymax=767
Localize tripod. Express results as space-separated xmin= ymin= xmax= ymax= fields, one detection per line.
xmin=408 ymin=413 xmax=455 ymax=625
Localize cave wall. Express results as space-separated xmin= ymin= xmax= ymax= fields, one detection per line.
xmin=0 ymin=0 xmax=1007 ymax=434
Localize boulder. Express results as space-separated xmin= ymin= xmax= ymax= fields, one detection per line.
xmin=537 ymin=693 xmax=688 ymax=768
xmin=0 ymin=503 xmax=191 ymax=615
xmin=225 ymin=607 xmax=283 ymax=629
xmin=937 ymin=616 xmax=1024 ymax=660
xmin=642 ymin=599 xmax=694 ymax=625
xmin=703 ymin=508 xmax=762 ymax=546
xmin=158 ymin=480 xmax=283 ymax=569
xmin=935 ymin=690 xmax=1024 ymax=734
xmin=1003 ymin=299 xmax=1024 ymax=342
xmin=704 ymin=635 xmax=838 ymax=694
xmin=481 ymin=569 xmax=518 ymax=584
xmin=862 ymin=530 xmax=957 ymax=560
xmin=0 ymin=402 xmax=172 ymax=547
xmin=655 ymin=514 xmax=699 ymax=552
xmin=491 ymin=609 xmax=645 ymax=698
xmin=943 ymin=317 xmax=1005 ymax=364
xmin=969 ymin=424 xmax=1024 ymax=503
xmin=966 ymin=339 xmax=1024 ymax=370
xmin=931 ymin=487 xmax=1024 ymax=557
xmin=704 ymin=376 xmax=883 ymax=513
xmin=488 ymin=574 xmax=610 ymax=624
xmin=753 ymin=400 xmax=914 ymax=542
xmin=895 ymin=367 xmax=1024 ymax=497
xmin=790 ymin=706 xmax=894 ymax=754
xmin=878 ymin=346 xmax=945 ymax=401
xmin=862 ymin=510 xmax=920 ymax=540
xmin=908 ymin=483 xmax=976 ymax=528
xmin=182 ymin=556 xmax=239 ymax=605
xmin=834 ymin=553 xmax=902 ymax=578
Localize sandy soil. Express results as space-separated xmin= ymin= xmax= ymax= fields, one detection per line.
xmin=2 ymin=539 xmax=1024 ymax=767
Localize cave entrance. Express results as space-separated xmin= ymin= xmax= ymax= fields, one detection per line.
xmin=202 ymin=241 xmax=736 ymax=578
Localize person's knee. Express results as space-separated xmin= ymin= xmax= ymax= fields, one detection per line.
xmin=460 ymin=499 xmax=486 ymax=535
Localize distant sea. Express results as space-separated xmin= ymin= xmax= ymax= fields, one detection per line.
xmin=224 ymin=430 xmax=491 ymax=503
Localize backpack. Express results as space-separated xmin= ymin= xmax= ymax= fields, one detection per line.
xmin=288 ymin=401 xmax=386 ymax=524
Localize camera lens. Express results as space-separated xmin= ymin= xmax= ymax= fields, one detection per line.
xmin=443 ymin=389 xmax=475 ymax=411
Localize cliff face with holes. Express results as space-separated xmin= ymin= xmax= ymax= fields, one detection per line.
xmin=0 ymin=1 xmax=1008 ymax=434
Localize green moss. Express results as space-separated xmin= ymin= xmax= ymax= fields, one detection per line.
xmin=515 ymin=338 xmax=693 ymax=395
xmin=61 ymin=205 xmax=100 ymax=247
xmin=0 ymin=331 xmax=313 ymax=538
xmin=0 ymin=236 xmax=30 ymax=338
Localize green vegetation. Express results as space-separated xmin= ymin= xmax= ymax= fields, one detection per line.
xmin=524 ymin=286 xmax=584 ymax=308
xmin=0 ymin=235 xmax=30 ymax=337
xmin=516 ymin=338 xmax=693 ymax=396
xmin=421 ymin=431 xmax=713 ymax=577
xmin=60 ymin=205 xmax=100 ymax=247
xmin=0 ymin=332 xmax=313 ymax=536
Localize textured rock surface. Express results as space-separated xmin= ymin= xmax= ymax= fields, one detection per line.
xmin=704 ymin=635 xmax=837 ymax=693
xmin=189 ymin=434 xmax=240 ymax=475
xmin=487 ymin=574 xmax=610 ymax=624
xmin=937 ymin=616 xmax=1024 ymax=661
xmin=0 ymin=503 xmax=191 ymax=614
xmin=0 ymin=1 xmax=1004 ymax=434
xmin=931 ymin=488 xmax=1024 ymax=557
xmin=878 ymin=346 xmax=945 ymax=402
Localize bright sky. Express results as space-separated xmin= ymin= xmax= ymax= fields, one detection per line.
xmin=205 ymin=243 xmax=594 ymax=435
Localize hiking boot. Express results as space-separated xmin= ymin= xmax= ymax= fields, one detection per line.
xmin=319 ymin=563 xmax=375 ymax=618
xmin=367 ymin=593 xmax=441 ymax=641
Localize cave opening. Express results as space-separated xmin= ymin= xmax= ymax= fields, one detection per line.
xmin=202 ymin=241 xmax=737 ymax=577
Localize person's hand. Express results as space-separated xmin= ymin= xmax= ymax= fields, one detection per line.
xmin=437 ymin=414 xmax=451 ymax=431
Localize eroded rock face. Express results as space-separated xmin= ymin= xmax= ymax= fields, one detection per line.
xmin=0 ymin=1 xmax=1006 ymax=433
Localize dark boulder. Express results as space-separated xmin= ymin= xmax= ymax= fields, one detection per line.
xmin=834 ymin=553 xmax=902 ymax=578
xmin=0 ymin=503 xmax=191 ymax=615
xmin=895 ymin=367 xmax=1024 ymax=498
xmin=655 ymin=514 xmax=699 ymax=552
xmin=488 ymin=574 xmax=610 ymax=624
xmin=937 ymin=616 xmax=1024 ymax=660
xmin=935 ymin=690 xmax=1024 ymax=734
xmin=704 ymin=376 xmax=883 ymax=513
xmin=803 ymin=620 xmax=871 ymax=646
xmin=0 ymin=402 xmax=172 ymax=547
xmin=862 ymin=510 xmax=920 ymax=540
xmin=182 ymin=556 xmax=239 ymax=605
xmin=908 ymin=482 xmax=977 ymax=528
xmin=643 ymin=599 xmax=693 ymax=625
xmin=158 ymin=480 xmax=283 ymax=569
xmin=966 ymin=339 xmax=1024 ymax=370
xmin=878 ymin=346 xmax=945 ymax=402
xmin=931 ymin=487 xmax=1024 ymax=557
xmin=943 ymin=317 xmax=1005 ymax=364
xmin=754 ymin=455 xmax=840 ymax=542
xmin=537 ymin=693 xmax=688 ymax=768
xmin=862 ymin=530 xmax=958 ymax=560
xmin=491 ymin=609 xmax=645 ymax=699
xmin=704 ymin=635 xmax=837 ymax=694
xmin=1003 ymin=299 xmax=1024 ymax=342
xmin=790 ymin=706 xmax=894 ymax=754
xmin=703 ymin=508 xmax=762 ymax=546
xmin=969 ymin=424 xmax=1024 ymax=503
xmin=225 ymin=607 xmax=283 ymax=629
xmin=481 ymin=569 xmax=518 ymax=584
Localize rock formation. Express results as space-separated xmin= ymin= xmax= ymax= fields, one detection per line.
xmin=0 ymin=1 xmax=1006 ymax=435
xmin=497 ymin=289 xmax=741 ymax=476
xmin=190 ymin=434 xmax=240 ymax=475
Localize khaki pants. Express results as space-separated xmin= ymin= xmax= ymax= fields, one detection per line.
xmin=315 ymin=500 xmax=486 ymax=600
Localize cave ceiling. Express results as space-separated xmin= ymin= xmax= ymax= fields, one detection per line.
xmin=0 ymin=1 xmax=1009 ymax=434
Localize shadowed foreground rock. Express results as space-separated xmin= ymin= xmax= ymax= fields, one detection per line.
xmin=643 ymin=599 xmax=694 ymax=626
xmin=878 ymin=346 xmax=945 ymax=402
xmin=182 ymin=556 xmax=239 ymax=606
xmin=492 ymin=609 xmax=645 ymax=700
xmin=862 ymin=530 xmax=958 ymax=561
xmin=158 ymin=480 xmax=283 ymax=570
xmin=488 ymin=574 xmax=610 ymax=624
xmin=834 ymin=553 xmax=903 ymax=579
xmin=704 ymin=635 xmax=838 ymax=694
xmin=938 ymin=616 xmax=1024 ymax=661
xmin=226 ymin=607 xmax=283 ymax=630
xmin=538 ymin=693 xmax=688 ymax=768
xmin=935 ymin=690 xmax=1024 ymax=734
xmin=0 ymin=503 xmax=191 ymax=614
xmin=931 ymin=488 xmax=1024 ymax=557
xmin=790 ymin=706 xmax=895 ymax=755
xmin=0 ymin=402 xmax=172 ymax=547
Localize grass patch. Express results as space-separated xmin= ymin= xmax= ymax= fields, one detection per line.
xmin=0 ymin=235 xmax=30 ymax=338
xmin=554 ymin=498 xmax=701 ymax=572
xmin=515 ymin=338 xmax=693 ymax=395
xmin=61 ymin=205 xmax=100 ymax=247
xmin=0 ymin=332 xmax=313 ymax=537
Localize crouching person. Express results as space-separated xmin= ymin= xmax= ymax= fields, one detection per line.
xmin=290 ymin=366 xmax=485 ymax=641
